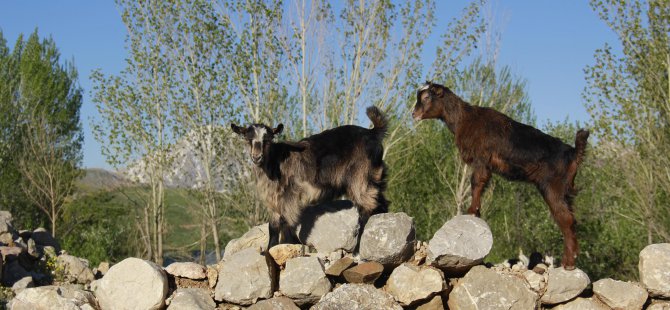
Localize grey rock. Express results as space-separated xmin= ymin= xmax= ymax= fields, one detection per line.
xmin=167 ymin=288 xmax=215 ymax=310
xmin=165 ymin=262 xmax=207 ymax=280
xmin=639 ymin=243 xmax=670 ymax=298
xmin=223 ymin=223 xmax=269 ymax=259
xmin=448 ymin=266 xmax=537 ymax=310
xmin=279 ymin=257 xmax=332 ymax=306
xmin=522 ymin=269 xmax=547 ymax=293
xmin=427 ymin=215 xmax=492 ymax=272
xmin=31 ymin=228 xmax=61 ymax=253
xmin=215 ymin=247 xmax=276 ymax=305
xmin=553 ymin=297 xmax=610 ymax=310
xmin=648 ymin=300 xmax=670 ymax=310
xmin=248 ymin=297 xmax=300 ymax=310
xmin=311 ymin=283 xmax=402 ymax=310
xmin=57 ymin=254 xmax=95 ymax=284
xmin=206 ymin=264 xmax=218 ymax=288
xmin=0 ymin=245 xmax=24 ymax=262
xmin=11 ymin=276 xmax=34 ymax=294
xmin=385 ymin=263 xmax=446 ymax=306
xmin=97 ymin=261 xmax=110 ymax=275
xmin=27 ymin=238 xmax=39 ymax=258
xmin=593 ymin=278 xmax=648 ymax=310
xmin=8 ymin=285 xmax=97 ymax=310
xmin=94 ymin=257 xmax=168 ymax=310
xmin=295 ymin=200 xmax=360 ymax=253
xmin=541 ymin=267 xmax=590 ymax=305
xmin=359 ymin=212 xmax=415 ymax=266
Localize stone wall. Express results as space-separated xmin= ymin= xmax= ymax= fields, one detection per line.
xmin=2 ymin=203 xmax=670 ymax=309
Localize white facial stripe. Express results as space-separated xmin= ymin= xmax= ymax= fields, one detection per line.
xmin=253 ymin=127 xmax=268 ymax=144
xmin=419 ymin=84 xmax=430 ymax=91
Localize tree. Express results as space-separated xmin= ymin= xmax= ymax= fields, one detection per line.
xmin=0 ymin=30 xmax=83 ymax=235
xmin=584 ymin=0 xmax=670 ymax=244
xmin=92 ymin=0 xmax=179 ymax=265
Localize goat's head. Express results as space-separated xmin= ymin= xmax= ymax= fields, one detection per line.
xmin=231 ymin=123 xmax=283 ymax=166
xmin=413 ymin=81 xmax=447 ymax=121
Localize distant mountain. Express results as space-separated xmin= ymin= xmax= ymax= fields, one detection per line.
xmin=121 ymin=126 xmax=248 ymax=193
xmin=76 ymin=168 xmax=131 ymax=193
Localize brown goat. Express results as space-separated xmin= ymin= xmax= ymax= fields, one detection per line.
xmin=231 ymin=106 xmax=389 ymax=250
xmin=412 ymin=81 xmax=589 ymax=270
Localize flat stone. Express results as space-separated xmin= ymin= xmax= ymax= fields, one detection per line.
xmin=415 ymin=295 xmax=445 ymax=310
xmin=325 ymin=257 xmax=355 ymax=277
xmin=8 ymin=286 xmax=97 ymax=310
xmin=593 ymin=278 xmax=648 ymax=310
xmin=342 ymin=261 xmax=384 ymax=284
xmin=11 ymin=276 xmax=34 ymax=294
xmin=647 ymin=300 xmax=670 ymax=310
xmin=57 ymin=254 xmax=95 ymax=284
xmin=165 ymin=262 xmax=207 ymax=280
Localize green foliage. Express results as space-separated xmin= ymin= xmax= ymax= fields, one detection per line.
xmin=0 ymin=29 xmax=83 ymax=233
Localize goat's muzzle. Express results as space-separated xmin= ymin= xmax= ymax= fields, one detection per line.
xmin=252 ymin=155 xmax=263 ymax=165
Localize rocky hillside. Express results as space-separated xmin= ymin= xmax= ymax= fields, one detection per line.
xmin=2 ymin=202 xmax=670 ymax=309
xmin=121 ymin=126 xmax=246 ymax=193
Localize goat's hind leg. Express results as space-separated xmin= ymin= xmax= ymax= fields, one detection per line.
xmin=540 ymin=184 xmax=579 ymax=270
xmin=267 ymin=212 xmax=282 ymax=253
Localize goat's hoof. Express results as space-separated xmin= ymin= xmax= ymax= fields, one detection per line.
xmin=563 ymin=265 xmax=576 ymax=271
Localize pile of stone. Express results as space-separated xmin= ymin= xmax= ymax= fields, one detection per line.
xmin=0 ymin=210 xmax=102 ymax=298
xmin=4 ymin=202 xmax=670 ymax=309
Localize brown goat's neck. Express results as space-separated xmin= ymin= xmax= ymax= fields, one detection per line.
xmin=439 ymin=93 xmax=468 ymax=133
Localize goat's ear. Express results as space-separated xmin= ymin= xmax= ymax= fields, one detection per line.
xmin=273 ymin=124 xmax=284 ymax=135
xmin=231 ymin=123 xmax=247 ymax=135
xmin=431 ymin=84 xmax=445 ymax=98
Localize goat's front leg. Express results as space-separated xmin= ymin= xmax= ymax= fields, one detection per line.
xmin=267 ymin=212 xmax=282 ymax=253
xmin=467 ymin=166 xmax=491 ymax=217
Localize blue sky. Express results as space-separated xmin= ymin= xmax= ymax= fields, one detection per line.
xmin=0 ymin=1 xmax=617 ymax=170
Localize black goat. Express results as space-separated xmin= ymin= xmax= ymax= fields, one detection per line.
xmin=231 ymin=106 xmax=389 ymax=250
xmin=413 ymin=81 xmax=589 ymax=270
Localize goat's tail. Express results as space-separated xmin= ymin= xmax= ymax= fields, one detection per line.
xmin=574 ymin=129 xmax=590 ymax=166
xmin=366 ymin=106 xmax=388 ymax=138
xmin=566 ymin=129 xmax=590 ymax=202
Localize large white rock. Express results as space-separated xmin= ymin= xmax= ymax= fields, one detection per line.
xmin=94 ymin=257 xmax=168 ymax=310
xmin=215 ymin=247 xmax=275 ymax=305
xmin=295 ymin=200 xmax=360 ymax=253
xmin=167 ymin=288 xmax=215 ymax=310
xmin=541 ymin=267 xmax=590 ymax=305
xmin=8 ymin=286 xmax=97 ymax=310
xmin=165 ymin=262 xmax=207 ymax=280
xmin=385 ymin=263 xmax=446 ymax=306
xmin=427 ymin=215 xmax=492 ymax=272
xmin=279 ymin=257 xmax=331 ymax=306
xmin=312 ymin=283 xmax=402 ymax=310
xmin=0 ymin=211 xmax=17 ymax=245
xmin=593 ymin=278 xmax=648 ymax=310
xmin=223 ymin=223 xmax=269 ymax=259
xmin=359 ymin=212 xmax=416 ymax=266
xmin=448 ymin=266 xmax=538 ymax=310
xmin=639 ymin=243 xmax=670 ymax=298
xmin=553 ymin=297 xmax=610 ymax=310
